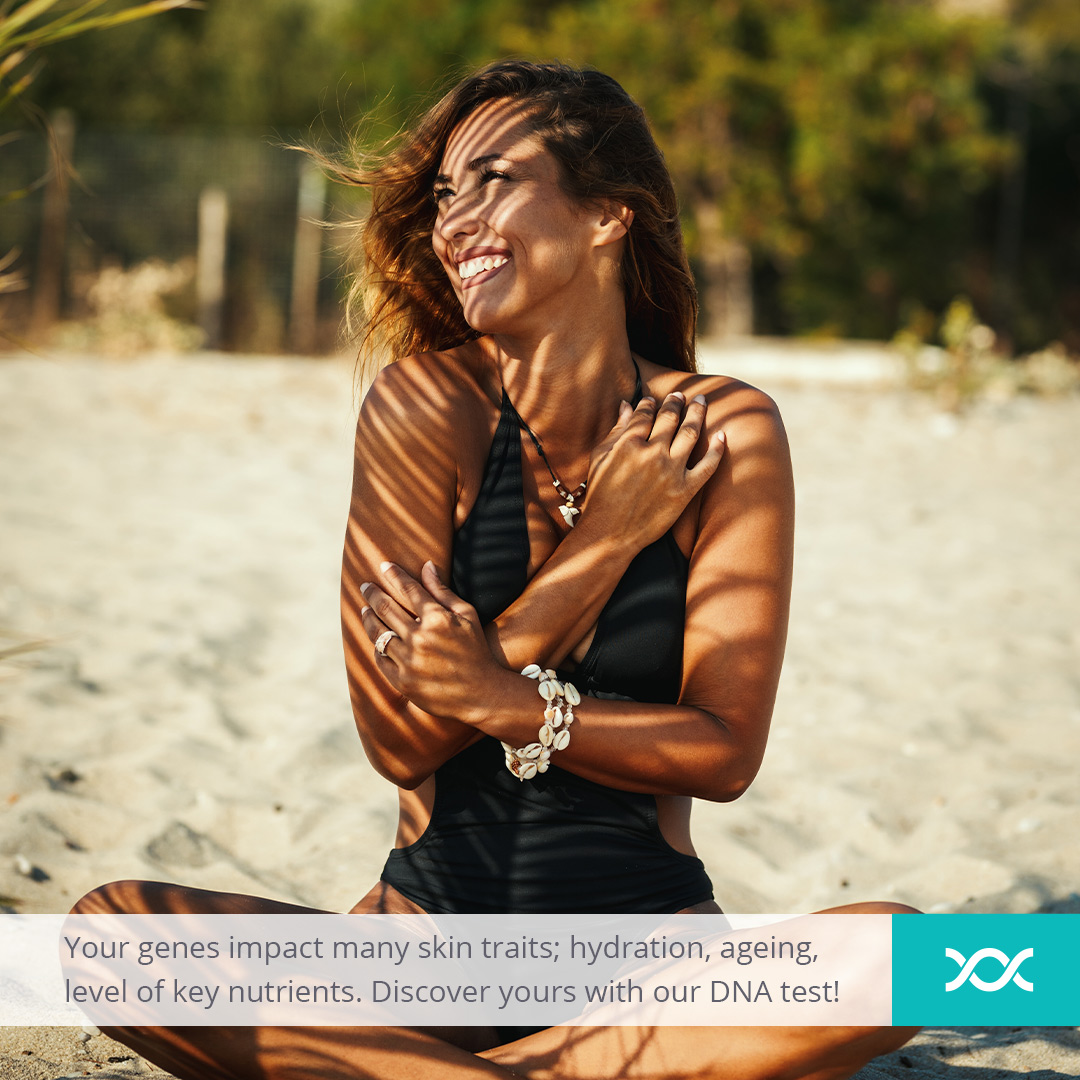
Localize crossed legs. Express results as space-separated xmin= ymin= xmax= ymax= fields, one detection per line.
xmin=71 ymin=881 xmax=917 ymax=1080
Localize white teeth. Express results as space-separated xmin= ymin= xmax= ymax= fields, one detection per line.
xmin=458 ymin=255 xmax=508 ymax=280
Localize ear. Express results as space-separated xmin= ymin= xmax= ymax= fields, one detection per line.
xmin=591 ymin=202 xmax=634 ymax=248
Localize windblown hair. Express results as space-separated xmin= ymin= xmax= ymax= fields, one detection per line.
xmin=332 ymin=60 xmax=698 ymax=381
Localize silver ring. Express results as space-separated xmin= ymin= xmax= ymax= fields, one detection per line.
xmin=374 ymin=630 xmax=398 ymax=658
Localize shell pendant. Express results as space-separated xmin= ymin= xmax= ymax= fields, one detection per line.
xmin=554 ymin=484 xmax=583 ymax=528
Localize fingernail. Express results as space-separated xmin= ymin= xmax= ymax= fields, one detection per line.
xmin=715 ymin=430 xmax=727 ymax=444
xmin=670 ymin=391 xmax=685 ymax=402
xmin=379 ymin=561 xmax=392 ymax=573
xmin=692 ymin=394 xmax=706 ymax=405
xmin=360 ymin=582 xmax=371 ymax=595
xmin=360 ymin=605 xmax=371 ymax=617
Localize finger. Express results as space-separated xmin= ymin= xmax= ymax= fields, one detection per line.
xmin=606 ymin=398 xmax=634 ymax=437
xmin=359 ymin=579 xmax=416 ymax=636
xmin=669 ymin=393 xmax=707 ymax=459
xmin=359 ymin=603 xmax=382 ymax=644
xmin=359 ymin=603 xmax=399 ymax=662
xmin=684 ymin=429 xmax=727 ymax=494
xmin=378 ymin=560 xmax=436 ymax=619
xmin=593 ymin=400 xmax=634 ymax=459
xmin=420 ymin=560 xmax=475 ymax=617
xmin=648 ymin=391 xmax=687 ymax=442
xmin=623 ymin=394 xmax=658 ymax=436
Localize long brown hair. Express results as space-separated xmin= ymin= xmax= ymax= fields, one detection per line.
xmin=332 ymin=60 xmax=698 ymax=381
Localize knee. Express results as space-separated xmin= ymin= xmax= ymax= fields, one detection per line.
xmin=70 ymin=879 xmax=153 ymax=916
xmin=862 ymin=901 xmax=922 ymax=916
xmin=824 ymin=900 xmax=922 ymax=916
xmin=787 ymin=1022 xmax=921 ymax=1080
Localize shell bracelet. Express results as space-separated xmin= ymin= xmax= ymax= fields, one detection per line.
xmin=502 ymin=664 xmax=581 ymax=780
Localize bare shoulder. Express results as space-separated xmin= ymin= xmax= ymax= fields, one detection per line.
xmin=360 ymin=342 xmax=492 ymax=438
xmin=643 ymin=362 xmax=781 ymax=429
xmin=642 ymin=362 xmax=788 ymax=460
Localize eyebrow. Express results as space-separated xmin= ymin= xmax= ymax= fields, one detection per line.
xmin=433 ymin=152 xmax=507 ymax=186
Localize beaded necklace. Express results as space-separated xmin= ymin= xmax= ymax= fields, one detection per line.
xmin=503 ymin=358 xmax=642 ymax=528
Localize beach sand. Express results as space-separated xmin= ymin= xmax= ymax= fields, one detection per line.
xmin=1 ymin=350 xmax=1077 ymax=1078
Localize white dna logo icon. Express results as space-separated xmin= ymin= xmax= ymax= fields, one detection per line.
xmin=945 ymin=947 xmax=1034 ymax=992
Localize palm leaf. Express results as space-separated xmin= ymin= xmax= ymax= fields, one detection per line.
xmin=0 ymin=59 xmax=39 ymax=111
xmin=1 ymin=1 xmax=198 ymax=51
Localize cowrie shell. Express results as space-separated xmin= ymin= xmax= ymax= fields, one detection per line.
xmin=523 ymin=743 xmax=542 ymax=759
xmin=563 ymin=683 xmax=581 ymax=706
xmin=520 ymin=761 xmax=537 ymax=780
xmin=539 ymin=680 xmax=559 ymax=701
xmin=521 ymin=664 xmax=542 ymax=679
xmin=552 ymin=729 xmax=571 ymax=751
xmin=539 ymin=724 xmax=554 ymax=746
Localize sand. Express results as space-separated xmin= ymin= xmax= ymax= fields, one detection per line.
xmin=1 ymin=348 xmax=1077 ymax=1078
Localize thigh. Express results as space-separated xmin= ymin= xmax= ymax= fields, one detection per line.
xmin=481 ymin=1023 xmax=919 ymax=1080
xmin=482 ymin=902 xmax=920 ymax=1080
xmin=72 ymin=879 xmax=329 ymax=917
xmin=349 ymin=878 xmax=430 ymax=914
xmin=101 ymin=1023 xmax=516 ymax=1080
xmin=74 ymin=879 xmax=503 ymax=1066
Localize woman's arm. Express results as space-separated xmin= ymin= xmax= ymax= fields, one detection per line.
xmin=360 ymin=379 xmax=794 ymax=802
xmin=342 ymin=359 xmax=719 ymax=787
xmin=341 ymin=358 xmax=474 ymax=785
xmin=372 ymin=389 xmax=725 ymax=671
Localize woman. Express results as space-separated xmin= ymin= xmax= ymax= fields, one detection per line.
xmin=75 ymin=60 xmax=917 ymax=1079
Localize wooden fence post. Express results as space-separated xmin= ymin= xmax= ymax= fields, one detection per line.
xmin=289 ymin=158 xmax=327 ymax=354
xmin=197 ymin=186 xmax=228 ymax=349
xmin=30 ymin=109 xmax=75 ymax=337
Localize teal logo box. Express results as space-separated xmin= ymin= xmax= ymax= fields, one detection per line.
xmin=892 ymin=914 xmax=1079 ymax=1026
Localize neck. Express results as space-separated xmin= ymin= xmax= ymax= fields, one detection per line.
xmin=484 ymin=321 xmax=638 ymax=455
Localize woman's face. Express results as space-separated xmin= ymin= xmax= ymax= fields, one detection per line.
xmin=432 ymin=99 xmax=601 ymax=335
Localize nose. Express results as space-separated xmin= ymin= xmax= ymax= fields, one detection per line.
xmin=434 ymin=189 xmax=481 ymax=245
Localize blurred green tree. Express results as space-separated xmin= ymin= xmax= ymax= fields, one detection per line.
xmin=8 ymin=0 xmax=1078 ymax=350
xmin=515 ymin=0 xmax=1013 ymax=338
xmin=12 ymin=0 xmax=352 ymax=131
xmin=1 ymin=0 xmax=197 ymax=121
xmin=1 ymin=0 xmax=196 ymax=309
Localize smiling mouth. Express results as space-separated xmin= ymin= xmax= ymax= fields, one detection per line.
xmin=458 ymin=255 xmax=510 ymax=282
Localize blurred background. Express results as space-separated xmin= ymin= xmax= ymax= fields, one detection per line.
xmin=3 ymin=13 xmax=1080 ymax=1052
xmin=1 ymin=0 xmax=1078 ymax=363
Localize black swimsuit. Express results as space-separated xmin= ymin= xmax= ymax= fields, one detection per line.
xmin=379 ymin=387 xmax=714 ymax=915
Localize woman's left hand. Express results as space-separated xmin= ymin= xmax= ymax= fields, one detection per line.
xmin=360 ymin=560 xmax=503 ymax=724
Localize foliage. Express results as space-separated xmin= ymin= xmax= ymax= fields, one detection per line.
xmin=10 ymin=0 xmax=351 ymax=130
xmin=513 ymin=0 xmax=1013 ymax=338
xmin=897 ymin=296 xmax=1080 ymax=410
xmin=55 ymin=256 xmax=202 ymax=356
xmin=0 ymin=0 xmax=196 ymax=308
xmin=0 ymin=0 xmax=195 ymax=114
xmin=5 ymin=0 xmax=1080 ymax=351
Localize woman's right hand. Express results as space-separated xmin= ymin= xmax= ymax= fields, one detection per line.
xmin=579 ymin=391 xmax=727 ymax=552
